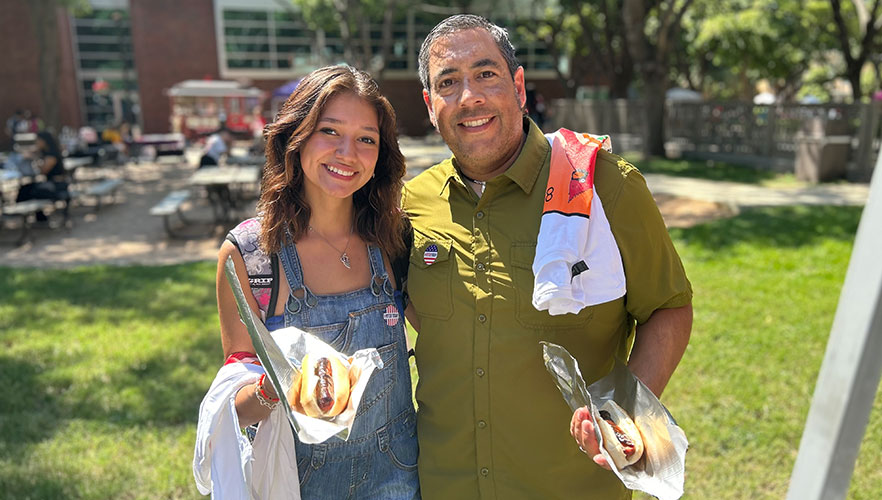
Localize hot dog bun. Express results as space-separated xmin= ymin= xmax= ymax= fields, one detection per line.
xmin=286 ymin=368 xmax=303 ymax=412
xmin=597 ymin=400 xmax=644 ymax=469
xmin=299 ymin=353 xmax=351 ymax=418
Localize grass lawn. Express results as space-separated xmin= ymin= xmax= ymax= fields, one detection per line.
xmin=633 ymin=154 xmax=804 ymax=188
xmin=1 ymin=204 xmax=879 ymax=498
xmin=0 ymin=263 xmax=222 ymax=499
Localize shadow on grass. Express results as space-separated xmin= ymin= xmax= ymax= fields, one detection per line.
xmin=93 ymin=330 xmax=223 ymax=426
xmin=0 ymin=356 xmax=80 ymax=497
xmin=0 ymin=262 xmax=224 ymax=428
xmin=0 ymin=470 xmax=73 ymax=500
xmin=670 ymin=205 xmax=864 ymax=250
xmin=0 ymin=261 xmax=225 ymax=497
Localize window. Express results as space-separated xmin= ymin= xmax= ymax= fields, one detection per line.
xmin=221 ymin=8 xmax=319 ymax=75
xmin=71 ymin=8 xmax=139 ymax=127
xmin=216 ymin=5 xmax=555 ymax=77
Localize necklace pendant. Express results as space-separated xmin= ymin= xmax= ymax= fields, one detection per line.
xmin=340 ymin=252 xmax=351 ymax=269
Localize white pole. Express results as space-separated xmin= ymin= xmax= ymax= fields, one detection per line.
xmin=786 ymin=153 xmax=882 ymax=499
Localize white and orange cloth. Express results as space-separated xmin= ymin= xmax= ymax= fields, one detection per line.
xmin=532 ymin=129 xmax=626 ymax=315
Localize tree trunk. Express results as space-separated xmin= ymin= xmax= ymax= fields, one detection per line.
xmin=609 ymin=66 xmax=633 ymax=99
xmin=374 ymin=0 xmax=399 ymax=84
xmin=847 ymin=63 xmax=864 ymax=101
xmin=333 ymin=0 xmax=355 ymax=65
xmin=643 ymin=73 xmax=667 ymax=158
xmin=29 ymin=0 xmax=61 ymax=133
xmin=357 ymin=4 xmax=372 ymax=70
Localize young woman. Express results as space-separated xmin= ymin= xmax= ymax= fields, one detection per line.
xmin=15 ymin=130 xmax=70 ymax=222
xmin=203 ymin=65 xmax=419 ymax=499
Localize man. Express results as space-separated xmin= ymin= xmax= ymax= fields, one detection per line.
xmin=199 ymin=127 xmax=233 ymax=169
xmin=402 ymin=14 xmax=693 ymax=499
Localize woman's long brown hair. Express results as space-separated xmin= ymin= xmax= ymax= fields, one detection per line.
xmin=258 ymin=65 xmax=407 ymax=258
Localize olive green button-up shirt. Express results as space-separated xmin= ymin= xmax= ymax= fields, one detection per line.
xmin=402 ymin=119 xmax=692 ymax=500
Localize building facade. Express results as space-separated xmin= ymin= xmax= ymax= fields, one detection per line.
xmin=1 ymin=0 xmax=567 ymax=145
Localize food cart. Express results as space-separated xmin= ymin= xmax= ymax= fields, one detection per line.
xmin=167 ymin=80 xmax=266 ymax=141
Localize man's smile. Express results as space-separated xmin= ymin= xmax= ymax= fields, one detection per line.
xmin=458 ymin=116 xmax=495 ymax=131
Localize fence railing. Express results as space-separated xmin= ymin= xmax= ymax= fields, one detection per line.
xmin=548 ymin=99 xmax=882 ymax=182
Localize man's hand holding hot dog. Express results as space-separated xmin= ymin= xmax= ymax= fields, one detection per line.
xmin=569 ymin=304 xmax=692 ymax=468
xmin=571 ymin=406 xmax=612 ymax=470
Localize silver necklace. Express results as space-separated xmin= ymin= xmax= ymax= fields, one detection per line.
xmin=308 ymin=224 xmax=354 ymax=269
xmin=462 ymin=174 xmax=486 ymax=194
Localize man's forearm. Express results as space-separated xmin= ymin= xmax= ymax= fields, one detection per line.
xmin=627 ymin=304 xmax=693 ymax=398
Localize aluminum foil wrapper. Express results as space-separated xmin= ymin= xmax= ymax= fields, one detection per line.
xmin=225 ymin=257 xmax=383 ymax=444
xmin=541 ymin=341 xmax=688 ymax=500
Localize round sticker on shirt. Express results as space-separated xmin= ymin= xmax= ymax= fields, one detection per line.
xmin=384 ymin=304 xmax=400 ymax=326
xmin=423 ymin=244 xmax=438 ymax=265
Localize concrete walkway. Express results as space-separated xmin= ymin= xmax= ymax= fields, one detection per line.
xmin=643 ymin=174 xmax=870 ymax=208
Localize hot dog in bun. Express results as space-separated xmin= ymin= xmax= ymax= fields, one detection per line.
xmin=597 ymin=400 xmax=644 ymax=469
xmin=299 ymin=354 xmax=351 ymax=418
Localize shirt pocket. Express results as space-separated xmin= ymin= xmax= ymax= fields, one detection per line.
xmin=510 ymin=242 xmax=593 ymax=329
xmin=408 ymin=237 xmax=454 ymax=320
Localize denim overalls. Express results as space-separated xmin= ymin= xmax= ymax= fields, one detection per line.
xmin=270 ymin=239 xmax=420 ymax=500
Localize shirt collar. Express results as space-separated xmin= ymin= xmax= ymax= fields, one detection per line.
xmin=503 ymin=118 xmax=548 ymax=194
xmin=439 ymin=117 xmax=549 ymax=196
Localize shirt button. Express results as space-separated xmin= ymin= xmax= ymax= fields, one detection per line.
xmin=478 ymin=420 xmax=487 ymax=429
xmin=476 ymin=263 xmax=485 ymax=272
xmin=480 ymin=467 xmax=489 ymax=477
xmin=478 ymin=314 xmax=486 ymax=323
xmin=476 ymin=211 xmax=485 ymax=220
xmin=476 ymin=367 xmax=485 ymax=377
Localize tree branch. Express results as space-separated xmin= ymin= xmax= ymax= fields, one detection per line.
xmin=831 ymin=0 xmax=857 ymax=66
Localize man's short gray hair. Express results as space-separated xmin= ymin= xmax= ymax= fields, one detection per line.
xmin=418 ymin=14 xmax=520 ymax=94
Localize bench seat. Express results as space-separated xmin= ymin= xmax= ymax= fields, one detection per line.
xmin=1 ymin=199 xmax=56 ymax=245
xmin=150 ymin=190 xmax=192 ymax=237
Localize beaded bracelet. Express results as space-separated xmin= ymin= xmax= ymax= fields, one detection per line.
xmin=255 ymin=374 xmax=280 ymax=409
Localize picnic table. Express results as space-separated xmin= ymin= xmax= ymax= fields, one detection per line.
xmin=189 ymin=165 xmax=260 ymax=223
xmin=0 ymin=154 xmax=118 ymax=244
xmin=127 ymin=133 xmax=186 ymax=160
xmin=64 ymin=156 xmax=94 ymax=170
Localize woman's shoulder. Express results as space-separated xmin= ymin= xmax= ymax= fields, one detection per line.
xmin=226 ymin=218 xmax=274 ymax=277
xmin=227 ymin=218 xmax=263 ymax=249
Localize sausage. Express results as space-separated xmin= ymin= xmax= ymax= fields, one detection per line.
xmin=299 ymin=353 xmax=351 ymax=418
xmin=600 ymin=410 xmax=637 ymax=457
xmin=315 ymin=357 xmax=335 ymax=413
xmin=596 ymin=400 xmax=644 ymax=469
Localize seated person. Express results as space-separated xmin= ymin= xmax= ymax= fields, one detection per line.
xmin=197 ymin=128 xmax=235 ymax=213
xmin=198 ymin=128 xmax=232 ymax=169
xmin=15 ymin=130 xmax=70 ymax=222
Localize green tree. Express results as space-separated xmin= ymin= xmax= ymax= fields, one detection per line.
xmin=26 ymin=0 xmax=89 ymax=133
xmin=284 ymin=0 xmax=415 ymax=81
xmin=687 ymin=0 xmax=835 ymax=101
xmin=518 ymin=0 xmax=636 ymax=98
xmin=623 ymin=0 xmax=695 ymax=157
xmin=830 ymin=0 xmax=882 ymax=100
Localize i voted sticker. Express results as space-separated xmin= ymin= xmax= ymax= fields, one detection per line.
xmin=384 ymin=304 xmax=400 ymax=326
xmin=423 ymin=244 xmax=438 ymax=265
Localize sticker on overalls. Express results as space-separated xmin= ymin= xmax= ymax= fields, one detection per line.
xmin=423 ymin=244 xmax=438 ymax=265
xmin=384 ymin=304 xmax=400 ymax=326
